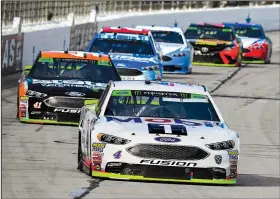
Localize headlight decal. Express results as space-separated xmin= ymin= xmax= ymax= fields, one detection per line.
xmin=97 ymin=133 xmax=131 ymax=145
xmin=206 ymin=140 xmax=235 ymax=150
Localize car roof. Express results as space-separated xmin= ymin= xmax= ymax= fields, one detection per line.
xmin=190 ymin=23 xmax=226 ymax=28
xmin=100 ymin=27 xmax=150 ymax=35
xmin=136 ymin=25 xmax=183 ymax=33
xmin=223 ymin=22 xmax=263 ymax=28
xmin=111 ymin=80 xmax=207 ymax=95
xmin=40 ymin=51 xmax=110 ymax=61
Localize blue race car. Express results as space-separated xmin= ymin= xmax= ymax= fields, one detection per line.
xmin=136 ymin=25 xmax=193 ymax=74
xmin=86 ymin=27 xmax=163 ymax=81
xmin=223 ymin=22 xmax=272 ymax=64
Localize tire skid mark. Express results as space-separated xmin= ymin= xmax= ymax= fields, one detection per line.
xmin=70 ymin=179 xmax=103 ymax=199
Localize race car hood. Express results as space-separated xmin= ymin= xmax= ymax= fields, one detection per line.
xmin=157 ymin=42 xmax=188 ymax=55
xmin=95 ymin=116 xmax=236 ymax=144
xmin=189 ymin=39 xmax=233 ymax=46
xmin=25 ymin=77 xmax=107 ymax=98
xmin=109 ymin=53 xmax=160 ymax=70
xmin=238 ymin=36 xmax=264 ymax=48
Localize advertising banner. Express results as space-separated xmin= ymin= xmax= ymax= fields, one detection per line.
xmin=1 ymin=33 xmax=24 ymax=75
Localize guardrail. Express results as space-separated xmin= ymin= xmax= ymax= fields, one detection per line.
xmin=2 ymin=0 xmax=279 ymax=27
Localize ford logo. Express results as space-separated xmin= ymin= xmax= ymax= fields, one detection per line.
xmin=65 ymin=92 xmax=85 ymax=97
xmin=154 ymin=137 xmax=181 ymax=143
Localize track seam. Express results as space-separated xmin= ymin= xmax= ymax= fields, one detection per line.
xmin=210 ymin=65 xmax=244 ymax=93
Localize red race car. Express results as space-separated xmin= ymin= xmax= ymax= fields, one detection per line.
xmin=223 ymin=23 xmax=273 ymax=64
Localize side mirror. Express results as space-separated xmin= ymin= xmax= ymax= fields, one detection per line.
xmin=24 ymin=65 xmax=32 ymax=76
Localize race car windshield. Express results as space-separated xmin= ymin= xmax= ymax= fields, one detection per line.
xmin=150 ymin=31 xmax=184 ymax=44
xmin=28 ymin=57 xmax=121 ymax=82
xmin=234 ymin=27 xmax=263 ymax=38
xmin=185 ymin=25 xmax=233 ymax=41
xmin=90 ymin=38 xmax=154 ymax=56
xmin=104 ymin=90 xmax=220 ymax=122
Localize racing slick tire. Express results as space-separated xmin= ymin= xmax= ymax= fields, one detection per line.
xmin=77 ymin=131 xmax=84 ymax=171
xmin=237 ymin=50 xmax=243 ymax=67
xmin=265 ymin=49 xmax=272 ymax=64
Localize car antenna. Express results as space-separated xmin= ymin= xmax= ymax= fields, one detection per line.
xmin=64 ymin=49 xmax=69 ymax=54
xmin=83 ymin=52 xmax=87 ymax=58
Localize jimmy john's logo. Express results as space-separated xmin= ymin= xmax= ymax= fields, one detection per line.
xmin=140 ymin=159 xmax=197 ymax=167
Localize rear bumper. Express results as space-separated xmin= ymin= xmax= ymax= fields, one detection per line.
xmin=92 ymin=170 xmax=237 ymax=185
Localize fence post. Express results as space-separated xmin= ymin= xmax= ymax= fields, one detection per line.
xmin=11 ymin=17 xmax=22 ymax=34
xmin=139 ymin=1 xmax=142 ymax=12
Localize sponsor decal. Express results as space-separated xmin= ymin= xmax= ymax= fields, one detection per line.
xmin=201 ymin=47 xmax=208 ymax=53
xmin=43 ymin=116 xmax=55 ymax=120
xmin=106 ymin=116 xmax=217 ymax=127
xmin=38 ymin=58 xmax=53 ymax=62
xmin=229 ymin=155 xmax=238 ymax=160
xmin=92 ymin=143 xmax=106 ymax=152
xmin=140 ymin=159 xmax=197 ymax=167
xmin=20 ymin=100 xmax=28 ymax=104
xmin=116 ymin=63 xmax=126 ymax=67
xmin=228 ymin=150 xmax=239 ymax=155
xmin=65 ymin=92 xmax=85 ymax=97
xmin=32 ymin=79 xmax=107 ymax=90
xmin=20 ymin=104 xmax=26 ymax=112
xmin=121 ymin=76 xmax=136 ymax=80
xmin=230 ymin=160 xmax=238 ymax=165
xmin=110 ymin=54 xmax=158 ymax=64
xmin=97 ymin=60 xmax=112 ymax=66
xmin=214 ymin=155 xmax=222 ymax=164
xmin=26 ymin=90 xmax=47 ymax=98
xmin=20 ymin=96 xmax=28 ymax=100
xmin=30 ymin=111 xmax=41 ymax=115
xmin=54 ymin=108 xmax=81 ymax=114
xmin=112 ymin=90 xmax=132 ymax=97
xmin=113 ymin=151 xmax=122 ymax=159
xmin=92 ymin=152 xmax=103 ymax=164
xmin=154 ymin=137 xmax=181 ymax=143
xmin=93 ymin=163 xmax=101 ymax=171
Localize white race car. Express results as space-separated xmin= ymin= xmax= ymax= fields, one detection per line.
xmin=136 ymin=25 xmax=193 ymax=74
xmin=77 ymin=80 xmax=240 ymax=184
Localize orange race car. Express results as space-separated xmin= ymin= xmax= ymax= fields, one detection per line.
xmin=17 ymin=51 xmax=121 ymax=125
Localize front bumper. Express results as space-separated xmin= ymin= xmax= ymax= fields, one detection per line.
xmin=19 ymin=118 xmax=78 ymax=125
xmin=92 ymin=167 xmax=236 ymax=185
xmin=192 ymin=47 xmax=239 ymax=67
xmin=162 ymin=56 xmax=192 ymax=74
xmin=89 ymin=142 xmax=239 ymax=185
xmin=192 ymin=62 xmax=236 ymax=67
xmin=242 ymin=47 xmax=267 ymax=64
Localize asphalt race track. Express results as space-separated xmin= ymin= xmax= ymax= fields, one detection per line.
xmin=2 ymin=31 xmax=280 ymax=199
